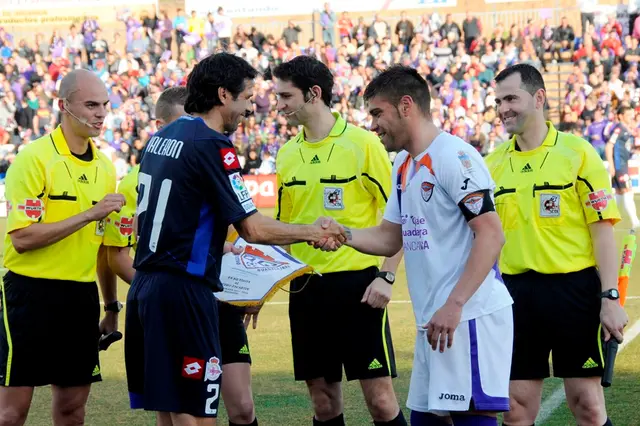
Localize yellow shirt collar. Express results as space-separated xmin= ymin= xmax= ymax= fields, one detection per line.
xmin=506 ymin=121 xmax=559 ymax=152
xmin=298 ymin=111 xmax=348 ymax=143
xmin=50 ymin=125 xmax=99 ymax=160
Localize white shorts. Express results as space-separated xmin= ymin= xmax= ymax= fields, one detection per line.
xmin=407 ymin=306 xmax=514 ymax=415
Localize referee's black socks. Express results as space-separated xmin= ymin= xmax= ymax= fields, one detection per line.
xmin=374 ymin=410 xmax=407 ymax=426
xmin=313 ymin=414 xmax=345 ymax=426
xmin=230 ymin=419 xmax=258 ymax=426
xmin=603 ymin=418 xmax=613 ymax=426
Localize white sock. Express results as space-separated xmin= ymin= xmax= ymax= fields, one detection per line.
xmin=623 ymin=191 xmax=640 ymax=228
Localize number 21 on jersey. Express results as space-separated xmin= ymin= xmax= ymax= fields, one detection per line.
xmin=137 ymin=172 xmax=173 ymax=253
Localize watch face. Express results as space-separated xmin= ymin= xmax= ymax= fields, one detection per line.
xmin=388 ymin=272 xmax=396 ymax=281
xmin=610 ymin=289 xmax=620 ymax=298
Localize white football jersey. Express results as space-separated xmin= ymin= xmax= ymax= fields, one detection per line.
xmin=384 ymin=133 xmax=513 ymax=326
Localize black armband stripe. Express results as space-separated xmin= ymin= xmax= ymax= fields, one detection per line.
xmin=457 ymin=189 xmax=495 ymax=222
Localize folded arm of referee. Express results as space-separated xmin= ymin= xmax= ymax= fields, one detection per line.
xmin=3 ymin=70 xmax=125 ymax=344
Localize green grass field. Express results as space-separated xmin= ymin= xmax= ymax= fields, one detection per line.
xmin=1 ymin=207 xmax=639 ymax=426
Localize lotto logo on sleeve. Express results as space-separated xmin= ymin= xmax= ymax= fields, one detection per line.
xmin=585 ymin=190 xmax=613 ymax=211
xmin=182 ymin=357 xmax=205 ymax=380
xmin=17 ymin=199 xmax=44 ymax=219
xmin=220 ymin=148 xmax=241 ymax=170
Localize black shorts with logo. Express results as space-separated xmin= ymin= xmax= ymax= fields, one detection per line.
xmin=218 ymin=301 xmax=251 ymax=365
xmin=502 ymin=267 xmax=604 ymax=380
xmin=612 ymin=171 xmax=632 ymax=191
xmin=125 ymin=270 xmax=222 ymax=417
xmin=289 ymin=266 xmax=397 ymax=383
xmin=0 ymin=271 xmax=102 ymax=387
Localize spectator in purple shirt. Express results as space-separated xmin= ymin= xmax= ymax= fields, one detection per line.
xmin=586 ymin=107 xmax=608 ymax=159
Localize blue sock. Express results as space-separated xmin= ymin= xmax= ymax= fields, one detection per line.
xmin=409 ymin=411 xmax=450 ymax=426
xmin=603 ymin=418 xmax=612 ymax=426
xmin=451 ymin=414 xmax=497 ymax=425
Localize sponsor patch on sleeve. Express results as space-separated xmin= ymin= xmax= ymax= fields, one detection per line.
xmin=457 ymin=150 xmax=473 ymax=174
xmin=16 ymin=198 xmax=44 ymax=219
xmin=219 ymin=148 xmax=241 ymax=171
xmin=228 ymin=172 xmax=256 ymax=212
xmin=584 ymin=189 xmax=613 ymax=211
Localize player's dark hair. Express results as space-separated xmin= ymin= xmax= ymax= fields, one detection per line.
xmin=184 ymin=53 xmax=258 ymax=114
xmin=363 ymin=65 xmax=432 ymax=115
xmin=272 ymin=55 xmax=333 ymax=107
xmin=155 ymin=86 xmax=187 ymax=123
xmin=495 ymin=63 xmax=546 ymax=96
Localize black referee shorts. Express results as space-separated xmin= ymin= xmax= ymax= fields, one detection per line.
xmin=289 ymin=266 xmax=397 ymax=383
xmin=0 ymin=271 xmax=102 ymax=387
xmin=502 ymin=267 xmax=604 ymax=380
xmin=218 ymin=301 xmax=251 ymax=365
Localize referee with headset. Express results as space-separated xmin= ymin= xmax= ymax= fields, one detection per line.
xmin=0 ymin=69 xmax=124 ymax=426
xmin=272 ymin=56 xmax=406 ymax=426
xmin=485 ymin=63 xmax=628 ymax=426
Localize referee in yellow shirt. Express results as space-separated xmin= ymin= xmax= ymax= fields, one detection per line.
xmin=485 ymin=64 xmax=628 ymax=426
xmin=272 ymin=56 xmax=406 ymax=426
xmin=0 ymin=69 xmax=125 ymax=425
xmin=105 ymin=86 xmax=188 ymax=284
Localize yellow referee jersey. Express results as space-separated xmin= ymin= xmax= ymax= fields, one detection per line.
xmin=3 ymin=126 xmax=117 ymax=282
xmin=275 ymin=112 xmax=392 ymax=274
xmin=485 ymin=122 xmax=621 ymax=275
xmin=104 ymin=165 xmax=139 ymax=248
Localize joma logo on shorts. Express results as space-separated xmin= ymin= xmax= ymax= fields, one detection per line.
xmin=439 ymin=393 xmax=465 ymax=401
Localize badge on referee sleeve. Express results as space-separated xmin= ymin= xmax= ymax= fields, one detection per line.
xmin=576 ymin=145 xmax=621 ymax=225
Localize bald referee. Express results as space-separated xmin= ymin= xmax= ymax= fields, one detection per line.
xmin=0 ymin=69 xmax=124 ymax=425
xmin=485 ymin=63 xmax=629 ymax=426
xmin=273 ymin=56 xmax=406 ymax=426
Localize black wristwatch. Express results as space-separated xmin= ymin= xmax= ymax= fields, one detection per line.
xmin=600 ymin=289 xmax=620 ymax=301
xmin=376 ymin=271 xmax=396 ymax=285
xmin=104 ymin=301 xmax=123 ymax=313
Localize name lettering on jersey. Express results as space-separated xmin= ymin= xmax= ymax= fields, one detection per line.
xmin=324 ymin=187 xmax=344 ymax=210
xmin=400 ymin=214 xmax=430 ymax=250
xmin=229 ymin=172 xmax=256 ymax=213
xmin=540 ymin=193 xmax=560 ymax=217
xmin=421 ymin=181 xmax=434 ymax=202
xmin=146 ymin=136 xmax=184 ymax=159
xmin=220 ymin=148 xmax=241 ymax=170
xmin=584 ymin=190 xmax=613 ymax=211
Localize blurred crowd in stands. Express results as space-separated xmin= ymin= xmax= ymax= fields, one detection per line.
xmin=0 ymin=3 xmax=639 ymax=181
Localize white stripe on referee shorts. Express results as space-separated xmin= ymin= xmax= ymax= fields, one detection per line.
xmin=536 ymin=318 xmax=640 ymax=423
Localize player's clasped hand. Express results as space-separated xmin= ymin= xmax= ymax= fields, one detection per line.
xmin=424 ymin=301 xmax=463 ymax=353
xmin=309 ymin=217 xmax=347 ymax=252
xmin=87 ymin=193 xmax=126 ymax=221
